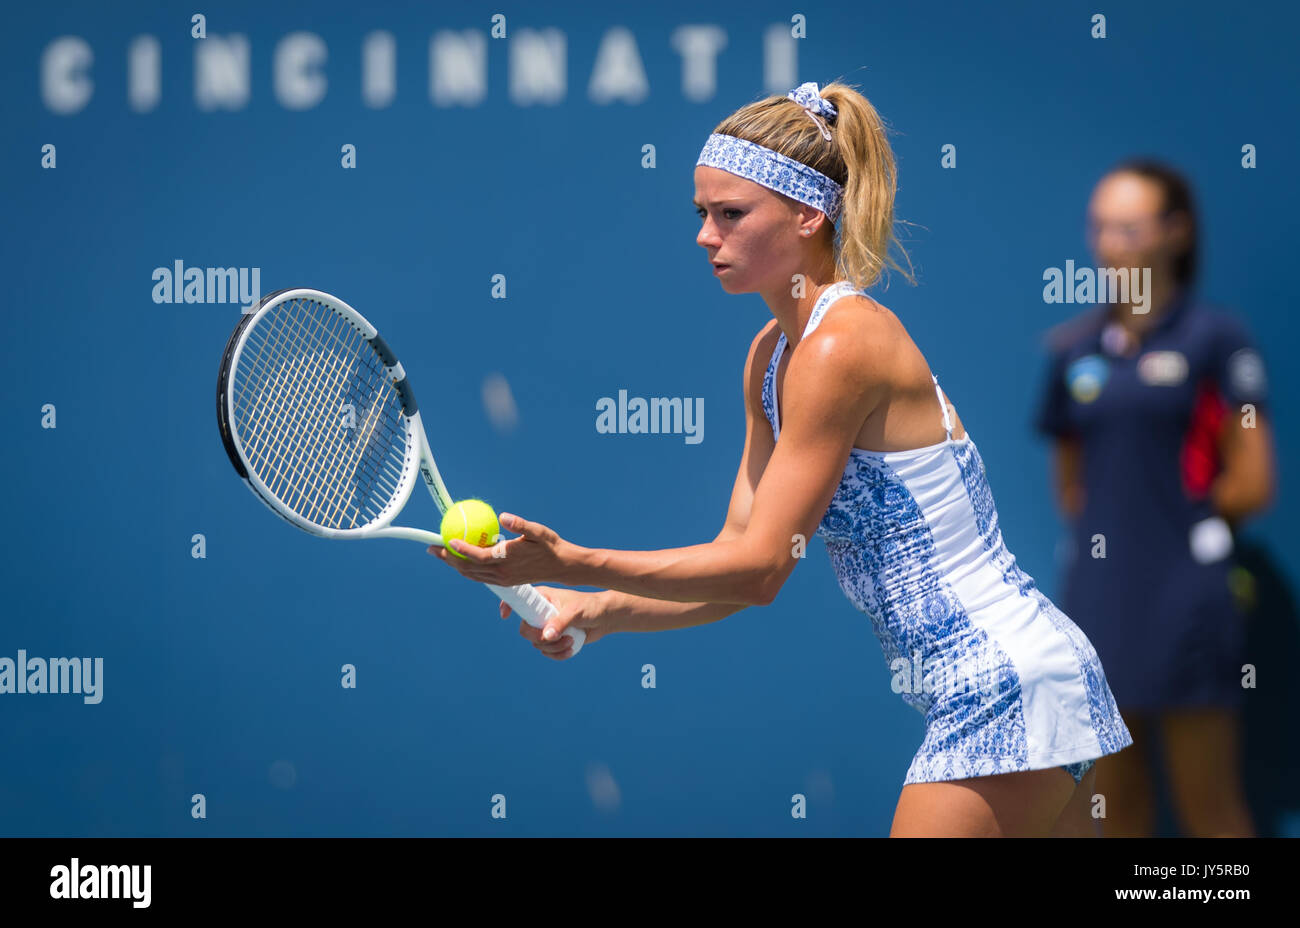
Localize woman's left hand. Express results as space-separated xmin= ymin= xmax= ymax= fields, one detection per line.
xmin=429 ymin=512 xmax=577 ymax=587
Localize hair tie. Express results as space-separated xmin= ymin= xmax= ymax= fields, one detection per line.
xmin=787 ymin=81 xmax=837 ymax=141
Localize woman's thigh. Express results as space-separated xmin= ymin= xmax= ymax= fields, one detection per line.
xmin=890 ymin=766 xmax=1077 ymax=837
xmin=1049 ymin=765 xmax=1101 ymax=837
xmin=1161 ymin=706 xmax=1255 ymax=837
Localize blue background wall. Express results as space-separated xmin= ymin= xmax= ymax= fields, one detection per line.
xmin=2 ymin=0 xmax=1295 ymax=836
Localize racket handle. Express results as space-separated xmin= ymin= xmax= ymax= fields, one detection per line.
xmin=486 ymin=583 xmax=587 ymax=656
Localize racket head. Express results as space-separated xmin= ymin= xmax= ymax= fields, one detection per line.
xmin=216 ymin=288 xmax=422 ymax=539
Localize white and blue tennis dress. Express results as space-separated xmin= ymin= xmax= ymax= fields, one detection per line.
xmin=763 ymin=281 xmax=1133 ymax=785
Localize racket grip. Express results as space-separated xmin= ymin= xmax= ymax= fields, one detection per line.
xmin=486 ymin=583 xmax=587 ymax=656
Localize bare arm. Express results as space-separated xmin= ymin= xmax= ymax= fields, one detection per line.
xmin=1212 ymin=411 xmax=1276 ymax=524
xmin=595 ymin=533 xmax=752 ymax=632
xmin=1051 ymin=437 xmax=1084 ymax=520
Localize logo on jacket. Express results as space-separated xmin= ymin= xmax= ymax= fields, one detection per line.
xmin=1226 ymin=348 xmax=1266 ymax=399
xmin=1066 ymin=354 xmax=1109 ymax=403
xmin=1137 ymin=350 xmax=1188 ymax=386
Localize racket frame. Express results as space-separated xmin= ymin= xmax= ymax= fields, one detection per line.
xmin=221 ymin=288 xmax=441 ymax=544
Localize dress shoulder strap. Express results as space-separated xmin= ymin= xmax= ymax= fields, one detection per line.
xmin=764 ymin=328 xmax=788 ymax=438
xmin=931 ymin=373 xmax=954 ymax=441
xmin=802 ymin=280 xmax=859 ymax=340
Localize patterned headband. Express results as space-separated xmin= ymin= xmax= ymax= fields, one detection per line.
xmin=696 ymin=82 xmax=844 ymax=223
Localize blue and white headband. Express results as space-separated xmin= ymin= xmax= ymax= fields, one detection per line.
xmin=696 ymin=81 xmax=844 ymax=223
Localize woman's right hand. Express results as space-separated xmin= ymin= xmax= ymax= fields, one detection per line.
xmin=501 ymin=586 xmax=610 ymax=660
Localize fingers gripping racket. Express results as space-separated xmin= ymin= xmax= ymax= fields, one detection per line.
xmin=216 ymin=287 xmax=585 ymax=655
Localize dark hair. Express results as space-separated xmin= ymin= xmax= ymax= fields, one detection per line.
xmin=1106 ymin=158 xmax=1198 ymax=288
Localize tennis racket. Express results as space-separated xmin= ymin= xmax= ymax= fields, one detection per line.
xmin=216 ymin=287 xmax=585 ymax=655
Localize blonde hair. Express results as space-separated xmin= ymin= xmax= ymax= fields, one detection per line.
xmin=710 ymin=80 xmax=914 ymax=290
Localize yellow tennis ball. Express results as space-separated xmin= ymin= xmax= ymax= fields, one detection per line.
xmin=440 ymin=499 xmax=500 ymax=559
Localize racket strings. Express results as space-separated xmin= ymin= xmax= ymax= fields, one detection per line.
xmin=243 ymin=307 xmax=356 ymax=510
xmin=259 ymin=303 xmax=394 ymax=524
xmin=239 ymin=306 xmax=376 ymax=523
xmin=240 ymin=303 xmax=402 ymax=527
xmin=240 ymin=304 xmax=360 ymax=509
xmin=230 ymin=297 xmax=409 ymax=529
xmin=248 ymin=301 xmax=404 ymax=525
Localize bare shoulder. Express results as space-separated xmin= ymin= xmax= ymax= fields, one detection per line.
xmin=796 ymin=292 xmax=905 ymax=384
xmin=750 ymin=317 xmax=782 ymax=357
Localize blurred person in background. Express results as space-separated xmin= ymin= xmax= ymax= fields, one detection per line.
xmin=1036 ymin=159 xmax=1276 ymax=837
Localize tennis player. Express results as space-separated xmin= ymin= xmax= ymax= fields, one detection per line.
xmin=433 ymin=81 xmax=1133 ymax=837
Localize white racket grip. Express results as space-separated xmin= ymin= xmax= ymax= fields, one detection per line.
xmin=486 ymin=583 xmax=587 ymax=656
